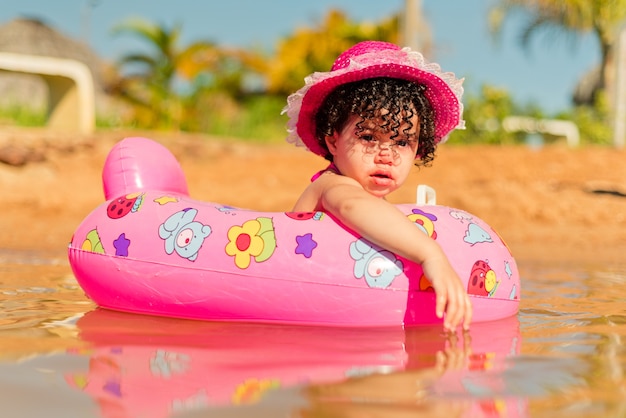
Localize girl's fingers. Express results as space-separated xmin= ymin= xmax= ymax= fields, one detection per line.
xmin=445 ymin=286 xmax=462 ymax=330
xmin=463 ymin=294 xmax=473 ymax=330
xmin=443 ymin=284 xmax=472 ymax=332
xmin=431 ymin=269 xmax=474 ymax=332
xmin=436 ymin=290 xmax=447 ymax=319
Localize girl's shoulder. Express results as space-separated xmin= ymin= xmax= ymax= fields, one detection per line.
xmin=310 ymin=162 xmax=341 ymax=182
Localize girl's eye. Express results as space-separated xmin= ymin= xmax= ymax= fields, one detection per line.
xmin=359 ymin=134 xmax=375 ymax=142
xmin=394 ymin=139 xmax=417 ymax=148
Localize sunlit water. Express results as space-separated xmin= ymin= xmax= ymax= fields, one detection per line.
xmin=1 ymin=249 xmax=625 ymax=418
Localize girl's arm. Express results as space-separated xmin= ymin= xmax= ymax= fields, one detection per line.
xmin=316 ymin=175 xmax=473 ymax=331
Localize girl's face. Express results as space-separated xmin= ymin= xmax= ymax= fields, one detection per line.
xmin=325 ymin=112 xmax=419 ymax=198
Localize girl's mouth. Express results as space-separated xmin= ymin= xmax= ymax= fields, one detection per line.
xmin=372 ymin=171 xmax=391 ymax=179
xmin=370 ymin=171 xmax=393 ymax=186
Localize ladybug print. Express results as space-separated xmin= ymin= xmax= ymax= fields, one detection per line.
xmin=467 ymin=260 xmax=498 ymax=297
xmin=107 ymin=193 xmax=144 ymax=219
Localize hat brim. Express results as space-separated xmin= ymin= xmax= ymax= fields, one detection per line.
xmin=284 ymin=45 xmax=465 ymax=158
xmin=298 ymin=65 xmax=461 ymax=157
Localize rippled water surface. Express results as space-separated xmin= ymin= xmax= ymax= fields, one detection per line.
xmin=1 ymin=250 xmax=625 ymax=418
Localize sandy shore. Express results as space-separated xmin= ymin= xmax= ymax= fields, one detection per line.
xmin=2 ymin=127 xmax=626 ymax=266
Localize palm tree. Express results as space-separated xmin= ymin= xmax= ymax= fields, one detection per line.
xmin=488 ymin=0 xmax=626 ymax=106
xmin=110 ymin=18 xmax=220 ymax=129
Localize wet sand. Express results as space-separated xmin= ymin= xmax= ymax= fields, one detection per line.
xmin=2 ymin=127 xmax=626 ymax=266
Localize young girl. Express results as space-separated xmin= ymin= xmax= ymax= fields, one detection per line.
xmin=284 ymin=41 xmax=472 ymax=331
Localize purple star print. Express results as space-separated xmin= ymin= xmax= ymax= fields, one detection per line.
xmin=295 ymin=233 xmax=317 ymax=258
xmin=113 ymin=233 xmax=131 ymax=257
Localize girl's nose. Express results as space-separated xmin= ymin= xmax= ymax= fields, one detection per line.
xmin=375 ymin=142 xmax=395 ymax=162
xmin=378 ymin=141 xmax=392 ymax=152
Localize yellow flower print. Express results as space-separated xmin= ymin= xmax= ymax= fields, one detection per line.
xmin=225 ymin=217 xmax=276 ymax=269
xmin=81 ymin=229 xmax=105 ymax=254
xmin=232 ymin=378 xmax=280 ymax=405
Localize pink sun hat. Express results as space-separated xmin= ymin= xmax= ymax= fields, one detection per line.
xmin=284 ymin=41 xmax=465 ymax=157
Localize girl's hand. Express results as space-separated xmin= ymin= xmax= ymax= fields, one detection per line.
xmin=421 ymin=256 xmax=473 ymax=331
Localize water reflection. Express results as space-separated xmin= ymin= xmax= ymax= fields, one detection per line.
xmin=519 ymin=264 xmax=626 ymax=416
xmin=0 ymin=262 xmax=92 ymax=359
xmin=2 ymin=262 xmax=626 ymax=416
xmin=64 ymin=310 xmax=524 ymax=417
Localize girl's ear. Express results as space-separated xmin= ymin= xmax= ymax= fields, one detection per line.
xmin=324 ymin=133 xmax=339 ymax=156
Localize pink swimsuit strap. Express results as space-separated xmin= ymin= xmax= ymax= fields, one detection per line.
xmin=310 ymin=162 xmax=341 ymax=182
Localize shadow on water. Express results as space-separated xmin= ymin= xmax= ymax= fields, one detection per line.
xmin=1 ymin=258 xmax=626 ymax=417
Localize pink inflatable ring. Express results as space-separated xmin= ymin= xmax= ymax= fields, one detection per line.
xmin=68 ymin=137 xmax=520 ymax=327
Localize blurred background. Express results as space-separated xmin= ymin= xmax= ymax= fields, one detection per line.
xmin=2 ymin=5 xmax=626 ymax=415
xmin=0 ymin=0 xmax=623 ymax=146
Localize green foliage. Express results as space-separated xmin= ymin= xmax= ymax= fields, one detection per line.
xmin=95 ymin=114 xmax=123 ymax=129
xmin=447 ymin=83 xmax=615 ymax=146
xmin=110 ymin=18 xmax=222 ymax=131
xmin=264 ymin=9 xmax=400 ymax=96
xmin=564 ymin=91 xmax=613 ymax=145
xmin=106 ymin=9 xmax=618 ymax=147
xmin=489 ymin=0 xmax=626 ymax=106
xmin=448 ymin=85 xmax=522 ymax=145
xmin=0 ymin=7 xmax=618 ymax=147
xmin=0 ymin=105 xmax=154 ymax=130
xmin=104 ymin=10 xmax=402 ymax=141
xmin=0 ymin=106 xmax=46 ymax=127
xmin=197 ymin=94 xmax=287 ymax=142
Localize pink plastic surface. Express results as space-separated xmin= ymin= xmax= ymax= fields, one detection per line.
xmin=68 ymin=137 xmax=520 ymax=326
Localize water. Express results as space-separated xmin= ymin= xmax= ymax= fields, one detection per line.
xmin=1 ymin=250 xmax=625 ymax=418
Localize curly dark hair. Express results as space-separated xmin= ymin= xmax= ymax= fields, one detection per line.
xmin=313 ymin=77 xmax=437 ymax=166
